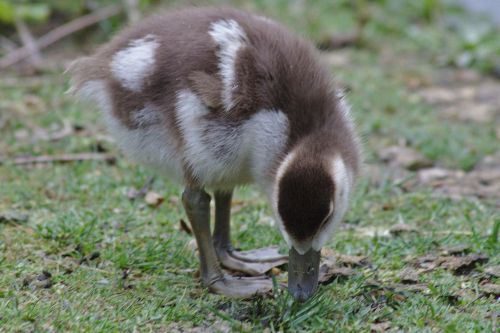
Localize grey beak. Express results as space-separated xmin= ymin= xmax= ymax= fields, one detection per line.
xmin=288 ymin=247 xmax=320 ymax=301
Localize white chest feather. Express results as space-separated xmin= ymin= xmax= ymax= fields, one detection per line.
xmin=175 ymin=89 xmax=289 ymax=188
xmin=76 ymin=81 xmax=289 ymax=188
xmin=77 ymin=80 xmax=184 ymax=182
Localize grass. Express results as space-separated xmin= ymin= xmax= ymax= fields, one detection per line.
xmin=1 ymin=0 xmax=499 ymax=332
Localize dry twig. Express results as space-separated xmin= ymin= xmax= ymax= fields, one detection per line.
xmin=14 ymin=18 xmax=43 ymax=67
xmin=0 ymin=76 xmax=56 ymax=87
xmin=0 ymin=5 xmax=123 ymax=69
xmin=127 ymin=176 xmax=156 ymax=200
xmin=0 ymin=153 xmax=116 ymax=165
xmin=124 ymin=0 xmax=141 ymax=23
xmin=0 ymin=36 xmax=18 ymax=53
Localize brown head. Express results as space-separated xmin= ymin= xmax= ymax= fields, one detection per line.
xmin=271 ymin=139 xmax=356 ymax=301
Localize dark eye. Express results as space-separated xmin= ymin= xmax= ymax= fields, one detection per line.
xmin=320 ymin=209 xmax=334 ymax=230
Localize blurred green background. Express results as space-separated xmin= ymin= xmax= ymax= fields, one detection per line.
xmin=0 ymin=0 xmax=499 ymax=74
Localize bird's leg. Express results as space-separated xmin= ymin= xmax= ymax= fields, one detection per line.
xmin=213 ymin=190 xmax=234 ymax=254
xmin=213 ymin=190 xmax=288 ymax=276
xmin=182 ymin=187 xmax=221 ymax=285
xmin=182 ymin=187 xmax=272 ymax=297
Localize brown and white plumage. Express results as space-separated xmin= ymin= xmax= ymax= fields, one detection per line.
xmin=69 ymin=7 xmax=361 ymax=300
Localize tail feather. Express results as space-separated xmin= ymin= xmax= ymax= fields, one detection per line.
xmin=66 ymin=56 xmax=107 ymax=96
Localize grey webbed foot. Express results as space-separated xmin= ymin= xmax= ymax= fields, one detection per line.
xmin=208 ymin=274 xmax=273 ymax=298
xmin=216 ymin=246 xmax=288 ymax=276
xmin=230 ymin=246 xmax=288 ymax=263
xmin=213 ymin=190 xmax=288 ymax=276
xmin=182 ymin=187 xmax=276 ymax=297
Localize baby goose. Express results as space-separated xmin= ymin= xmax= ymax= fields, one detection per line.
xmin=69 ymin=7 xmax=361 ymax=301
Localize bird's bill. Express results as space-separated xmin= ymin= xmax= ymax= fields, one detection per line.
xmin=288 ymin=247 xmax=320 ymax=301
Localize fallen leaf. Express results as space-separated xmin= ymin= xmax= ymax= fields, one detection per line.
xmin=14 ymin=128 xmax=30 ymax=140
xmin=79 ymin=251 xmax=101 ymax=265
xmin=21 ymin=120 xmax=74 ymax=142
xmin=23 ymin=270 xmax=53 ymax=289
xmin=320 ymin=247 xmax=336 ymax=259
xmin=419 ymin=87 xmax=456 ymax=105
xmin=480 ymin=283 xmax=500 ymax=297
xmin=370 ymin=321 xmax=391 ymax=332
xmin=399 ymin=267 xmax=419 ymax=284
xmin=230 ymin=200 xmax=246 ymax=214
xmin=32 ymin=279 xmax=53 ymax=289
xmin=271 ymin=267 xmax=282 ymax=275
xmin=359 ymin=282 xmax=410 ymax=308
xmin=321 ymin=50 xmax=352 ymax=67
xmin=351 ymin=226 xmax=391 ymax=238
xmin=363 ymin=279 xmax=384 ymax=290
xmin=440 ymin=244 xmax=470 ymax=256
xmin=317 ymin=32 xmax=360 ymax=50
xmin=391 ymin=283 xmax=429 ymax=293
xmin=484 ymin=265 xmax=500 ymax=278
xmin=414 ymin=253 xmax=488 ymax=274
xmin=127 ymin=176 xmax=156 ymax=201
xmin=418 ymin=167 xmax=465 ymax=183
xmin=389 ymin=223 xmax=419 ymax=236
xmin=442 ymin=102 xmax=495 ymax=123
xmin=415 ymin=155 xmax=500 ymax=200
xmin=414 ymin=255 xmax=448 ymax=272
xmin=121 ymin=268 xmax=134 ymax=289
xmin=440 ymin=254 xmax=489 ymax=275
xmin=378 ymin=146 xmax=433 ymax=171
xmin=178 ymin=268 xmax=197 ymax=274
xmin=449 ymin=289 xmax=476 ymax=301
xmin=97 ymin=278 xmax=110 ymax=285
xmin=122 ymin=268 xmax=130 ymax=280
xmin=364 ymin=162 xmax=411 ymax=186
xmin=455 ymin=69 xmax=482 ymax=83
xmin=392 ymin=293 xmax=408 ymax=303
xmin=169 ymin=196 xmax=180 ymax=205
xmin=37 ymin=270 xmax=51 ymax=281
xmin=336 ymin=254 xmax=369 ymax=267
xmin=22 ymin=276 xmax=33 ymax=287
xmin=382 ymin=203 xmax=395 ymax=211
xmin=126 ymin=188 xmax=141 ymax=200
xmin=319 ymin=264 xmax=356 ymax=284
xmin=310 ymin=247 xmax=358 ymax=284
xmin=0 ymin=211 xmax=29 ymax=224
xmin=144 ymin=191 xmax=164 ymax=207
xmin=47 ymin=120 xmax=73 ymax=141
xmin=23 ymin=94 xmax=46 ymax=112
